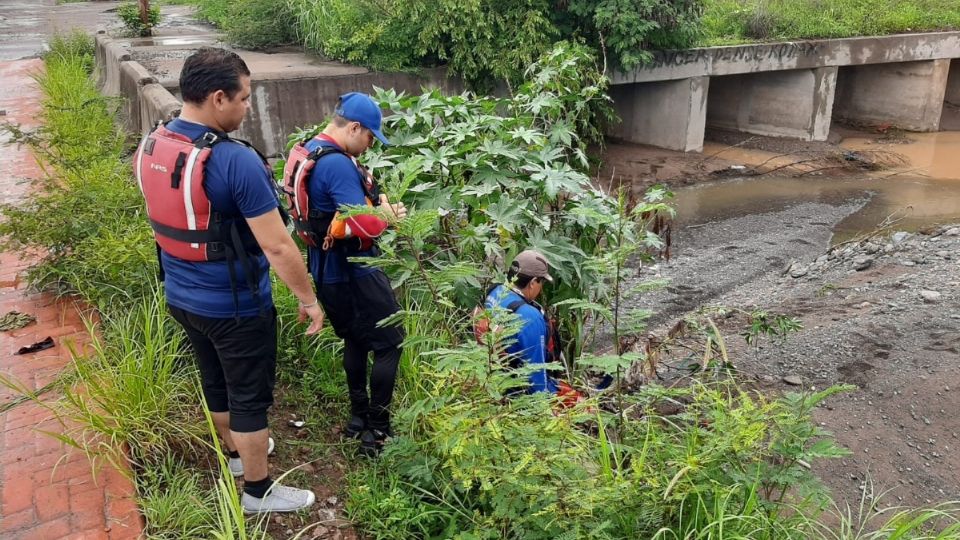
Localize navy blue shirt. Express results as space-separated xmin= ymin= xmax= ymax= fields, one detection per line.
xmin=304 ymin=137 xmax=377 ymax=284
xmin=160 ymin=118 xmax=278 ymax=318
xmin=485 ymin=285 xmax=558 ymax=394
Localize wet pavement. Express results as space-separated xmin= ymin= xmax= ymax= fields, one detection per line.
xmin=0 ymin=1 xmax=120 ymax=61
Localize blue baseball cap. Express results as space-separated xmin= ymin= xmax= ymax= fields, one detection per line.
xmin=335 ymin=92 xmax=389 ymax=146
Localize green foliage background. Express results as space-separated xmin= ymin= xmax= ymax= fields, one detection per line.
xmin=700 ymin=0 xmax=960 ymax=45
xmin=181 ymin=0 xmax=960 ymax=86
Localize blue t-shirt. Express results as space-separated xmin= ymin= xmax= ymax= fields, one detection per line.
xmin=160 ymin=118 xmax=278 ymax=318
xmin=303 ymin=138 xmax=377 ymax=284
xmin=485 ymin=285 xmax=558 ymax=394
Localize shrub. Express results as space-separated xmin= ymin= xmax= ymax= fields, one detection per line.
xmin=0 ymin=31 xmax=156 ymax=312
xmin=553 ymin=0 xmax=704 ymax=70
xmin=284 ymin=0 xmax=704 ymax=90
xmin=195 ymin=0 xmax=297 ymax=49
xmin=117 ymin=2 xmax=162 ymax=37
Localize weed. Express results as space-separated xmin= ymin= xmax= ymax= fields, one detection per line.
xmin=117 ymin=2 xmax=162 ymax=37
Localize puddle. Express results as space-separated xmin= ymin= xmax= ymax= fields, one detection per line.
xmin=128 ymin=36 xmax=216 ymax=47
xmin=841 ymin=131 xmax=960 ymax=181
xmin=680 ymin=132 xmax=960 ymax=243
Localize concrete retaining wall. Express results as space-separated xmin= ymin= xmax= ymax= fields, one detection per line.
xmin=97 ymin=30 xmax=960 ymax=153
xmin=236 ymin=69 xmax=460 ymax=156
xmin=834 ymin=59 xmax=950 ymax=131
xmin=118 ymin=61 xmax=155 ymax=135
xmin=139 ymin=83 xmax=182 ymax=129
xmin=613 ymin=32 xmax=960 ymax=84
xmin=96 ymin=33 xmax=463 ymax=156
xmin=96 ymin=35 xmax=131 ymax=97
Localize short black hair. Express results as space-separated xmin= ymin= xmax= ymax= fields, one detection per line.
xmin=179 ymin=47 xmax=250 ymax=104
xmin=507 ymin=264 xmax=536 ymax=288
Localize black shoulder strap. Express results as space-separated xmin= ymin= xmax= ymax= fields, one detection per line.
xmin=485 ymin=284 xmax=528 ymax=313
xmin=307 ymin=146 xmax=380 ymax=205
xmin=505 ymin=299 xmax=526 ymax=312
xmin=308 ymin=146 xmax=346 ymax=161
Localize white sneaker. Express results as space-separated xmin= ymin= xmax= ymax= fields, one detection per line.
xmin=228 ymin=437 xmax=275 ymax=478
xmin=241 ymin=483 xmax=316 ymax=514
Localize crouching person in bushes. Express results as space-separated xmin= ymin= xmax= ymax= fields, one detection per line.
xmin=478 ymin=249 xmax=569 ymax=396
xmin=134 ymin=47 xmax=323 ymax=513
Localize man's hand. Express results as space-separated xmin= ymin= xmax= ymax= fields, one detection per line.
xmin=379 ymin=194 xmax=407 ymax=221
xmin=298 ymin=303 xmax=325 ymax=335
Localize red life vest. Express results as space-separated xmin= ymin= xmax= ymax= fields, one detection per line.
xmin=133 ymin=124 xmax=265 ymax=261
xmin=282 ymin=135 xmax=383 ymax=251
xmin=133 ymin=123 xmax=276 ymax=314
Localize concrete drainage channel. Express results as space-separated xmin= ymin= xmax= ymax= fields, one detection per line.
xmin=98 ymin=31 xmax=960 ymax=156
xmin=609 ymin=32 xmax=960 ymax=152
xmin=94 ymin=33 xmax=464 ymax=157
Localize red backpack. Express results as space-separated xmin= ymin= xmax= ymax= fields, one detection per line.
xmin=281 ymin=135 xmax=381 ymax=250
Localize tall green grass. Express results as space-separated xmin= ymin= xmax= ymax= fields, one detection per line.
xmin=701 ymin=0 xmax=960 ymax=45
xmin=0 ymin=31 xmax=155 ymax=314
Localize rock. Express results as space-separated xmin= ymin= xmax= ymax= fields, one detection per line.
xmin=901 ymin=260 xmax=916 ymax=267
xmin=920 ymin=290 xmax=942 ymax=303
xmin=884 ymin=243 xmax=895 ymax=253
xmin=326 ymin=496 xmax=339 ymax=506
xmin=318 ymin=508 xmax=336 ymax=522
xmin=892 ymin=232 xmax=911 ymax=245
xmin=790 ymin=264 xmax=809 ymax=278
xmin=815 ymin=255 xmax=829 ymax=264
xmin=300 ymin=462 xmax=316 ymax=473
xmin=936 ymin=250 xmax=951 ymax=259
xmin=864 ymin=243 xmax=880 ymax=254
xmin=783 ymin=375 xmax=803 ymax=386
xmin=853 ymin=256 xmax=873 ymax=271
xmin=945 ymin=227 xmax=960 ymax=237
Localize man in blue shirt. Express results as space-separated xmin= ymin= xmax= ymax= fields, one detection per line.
xmin=141 ymin=48 xmax=323 ymax=513
xmin=303 ymin=92 xmax=407 ymax=457
xmin=484 ymin=250 xmax=559 ymax=394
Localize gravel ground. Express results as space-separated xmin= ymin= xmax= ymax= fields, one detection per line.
xmin=624 ymin=194 xmax=960 ymax=510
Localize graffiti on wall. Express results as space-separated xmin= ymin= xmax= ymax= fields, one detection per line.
xmin=651 ymin=42 xmax=822 ymax=68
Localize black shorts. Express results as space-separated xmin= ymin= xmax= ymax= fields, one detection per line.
xmin=168 ymin=305 xmax=277 ymax=433
xmin=318 ymin=270 xmax=404 ymax=351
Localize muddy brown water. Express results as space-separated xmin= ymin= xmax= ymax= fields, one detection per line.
xmin=676 ymin=132 xmax=960 ymax=243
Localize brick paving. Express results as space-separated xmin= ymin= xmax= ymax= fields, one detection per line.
xmin=0 ymin=59 xmax=144 ymax=539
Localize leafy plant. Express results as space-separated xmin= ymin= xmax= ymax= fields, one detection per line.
xmin=553 ymin=0 xmax=704 ymax=70
xmin=194 ymin=0 xmax=297 ymax=49
xmin=117 ymin=2 xmax=162 ymax=37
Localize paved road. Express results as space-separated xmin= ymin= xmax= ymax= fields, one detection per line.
xmin=0 ymin=1 xmax=122 ymax=61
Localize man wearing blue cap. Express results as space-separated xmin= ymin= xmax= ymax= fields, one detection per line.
xmin=300 ymin=92 xmax=406 ymax=456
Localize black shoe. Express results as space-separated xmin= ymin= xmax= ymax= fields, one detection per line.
xmin=358 ymin=428 xmax=392 ymax=458
xmin=343 ymin=415 xmax=366 ymax=440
